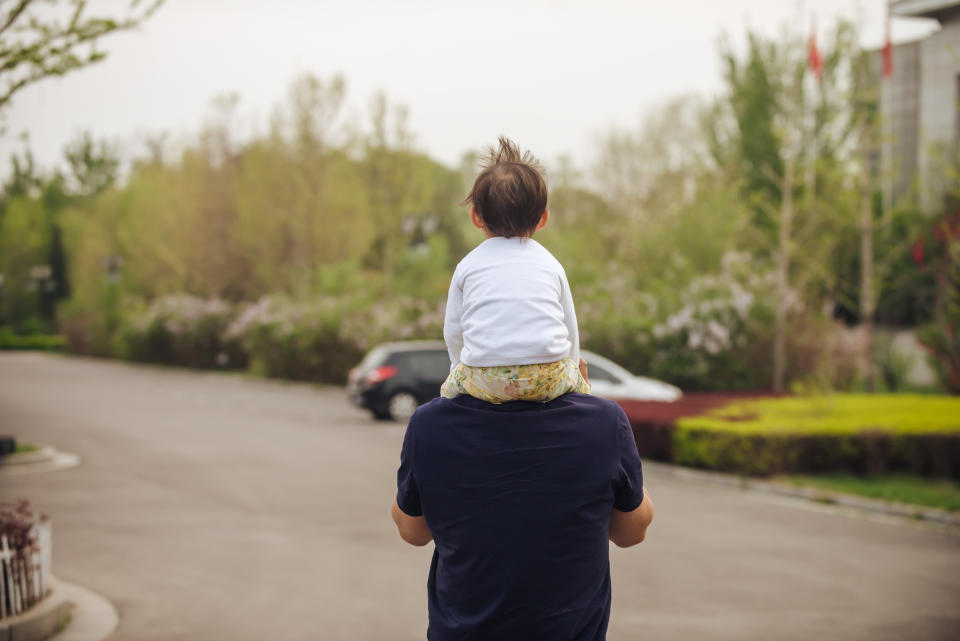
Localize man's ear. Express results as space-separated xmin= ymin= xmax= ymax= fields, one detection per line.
xmin=470 ymin=207 xmax=486 ymax=231
xmin=535 ymin=210 xmax=550 ymax=231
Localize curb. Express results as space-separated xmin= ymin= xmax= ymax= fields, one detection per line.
xmin=0 ymin=447 xmax=57 ymax=466
xmin=48 ymin=578 xmax=118 ymax=641
xmin=0 ymin=447 xmax=80 ymax=477
xmin=0 ymin=580 xmax=71 ymax=641
xmin=645 ymin=460 xmax=960 ymax=530
xmin=0 ymin=578 xmax=118 ymax=641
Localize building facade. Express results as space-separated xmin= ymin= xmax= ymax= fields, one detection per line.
xmin=883 ymin=0 xmax=960 ymax=212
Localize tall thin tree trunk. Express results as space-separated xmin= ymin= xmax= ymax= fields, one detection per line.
xmin=860 ymin=124 xmax=876 ymax=392
xmin=773 ymin=151 xmax=795 ymax=393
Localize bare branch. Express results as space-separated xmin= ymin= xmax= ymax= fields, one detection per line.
xmin=0 ymin=0 xmax=163 ymax=111
xmin=0 ymin=0 xmax=32 ymax=37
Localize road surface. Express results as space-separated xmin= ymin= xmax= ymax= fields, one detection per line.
xmin=1 ymin=353 xmax=958 ymax=641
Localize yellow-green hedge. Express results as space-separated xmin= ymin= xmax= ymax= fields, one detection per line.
xmin=673 ymin=395 xmax=960 ymax=478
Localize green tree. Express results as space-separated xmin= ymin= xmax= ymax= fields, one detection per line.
xmin=713 ymin=21 xmax=867 ymax=391
xmin=0 ymin=0 xmax=162 ymax=122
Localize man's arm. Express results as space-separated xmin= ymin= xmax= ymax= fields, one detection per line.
xmin=609 ymin=487 xmax=654 ymax=548
xmin=391 ymin=499 xmax=433 ymax=547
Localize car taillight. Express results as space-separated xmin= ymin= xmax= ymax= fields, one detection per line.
xmin=364 ymin=365 xmax=397 ymax=385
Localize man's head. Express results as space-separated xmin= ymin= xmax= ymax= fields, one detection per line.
xmin=463 ymin=137 xmax=548 ymax=238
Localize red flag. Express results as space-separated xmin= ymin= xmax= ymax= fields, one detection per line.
xmin=808 ymin=33 xmax=823 ymax=80
xmin=882 ymin=5 xmax=893 ymax=76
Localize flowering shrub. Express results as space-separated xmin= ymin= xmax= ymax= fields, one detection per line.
xmin=89 ymin=248 xmax=838 ymax=391
xmin=0 ymin=499 xmax=38 ymax=554
xmin=225 ymin=295 xmax=445 ymax=383
xmin=120 ymin=295 xmax=245 ymax=369
xmin=580 ymin=252 xmax=781 ymax=390
xmin=339 ymin=296 xmax=445 ymax=351
xmin=0 ymin=498 xmax=51 ymax=619
xmin=226 ymin=296 xmax=363 ymax=383
xmin=647 ymin=252 xmax=771 ymax=388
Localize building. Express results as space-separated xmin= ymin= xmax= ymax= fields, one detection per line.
xmin=881 ymin=0 xmax=960 ymax=212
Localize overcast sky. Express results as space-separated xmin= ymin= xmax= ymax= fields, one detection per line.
xmin=1 ymin=0 xmax=941 ymax=174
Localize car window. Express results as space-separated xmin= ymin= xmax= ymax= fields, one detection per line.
xmin=401 ymin=350 xmax=451 ymax=378
xmin=359 ymin=346 xmax=388 ymax=371
xmin=588 ymin=363 xmax=621 ymax=384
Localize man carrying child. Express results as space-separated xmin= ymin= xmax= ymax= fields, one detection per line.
xmin=391 ymin=138 xmax=654 ymax=641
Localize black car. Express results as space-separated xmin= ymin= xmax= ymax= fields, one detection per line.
xmin=347 ymin=341 xmax=451 ymax=422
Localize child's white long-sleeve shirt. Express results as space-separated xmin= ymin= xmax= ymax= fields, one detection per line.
xmin=443 ymin=236 xmax=580 ymax=369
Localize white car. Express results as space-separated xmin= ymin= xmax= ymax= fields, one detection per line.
xmin=581 ymin=350 xmax=682 ymax=402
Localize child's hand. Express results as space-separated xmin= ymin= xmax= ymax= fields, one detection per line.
xmin=579 ymin=358 xmax=589 ymax=383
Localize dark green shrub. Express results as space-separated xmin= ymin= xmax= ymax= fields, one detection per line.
xmin=671 ymin=428 xmax=960 ymax=479
xmin=0 ymin=326 xmax=66 ymax=351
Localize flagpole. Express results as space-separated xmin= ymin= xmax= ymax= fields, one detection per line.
xmin=806 ymin=14 xmax=818 ymax=209
xmin=882 ymin=0 xmax=893 ymax=224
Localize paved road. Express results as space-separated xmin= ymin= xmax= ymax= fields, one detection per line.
xmin=1 ymin=353 xmax=958 ymax=641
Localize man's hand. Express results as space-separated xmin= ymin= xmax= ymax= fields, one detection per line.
xmin=579 ymin=357 xmax=589 ymax=383
xmin=609 ymin=487 xmax=654 ymax=548
xmin=391 ymin=499 xmax=433 ymax=546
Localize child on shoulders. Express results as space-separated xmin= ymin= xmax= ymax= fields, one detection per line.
xmin=441 ymin=137 xmax=590 ymax=404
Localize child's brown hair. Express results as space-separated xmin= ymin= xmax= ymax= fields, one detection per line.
xmin=462 ymin=137 xmax=547 ymax=238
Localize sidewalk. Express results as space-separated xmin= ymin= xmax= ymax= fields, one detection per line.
xmin=0 ymin=578 xmax=116 ymax=641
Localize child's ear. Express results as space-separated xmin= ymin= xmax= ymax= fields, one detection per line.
xmin=470 ymin=207 xmax=486 ymax=231
xmin=535 ymin=210 xmax=550 ymax=231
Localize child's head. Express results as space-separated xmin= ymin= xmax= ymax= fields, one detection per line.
xmin=463 ymin=137 xmax=548 ymax=238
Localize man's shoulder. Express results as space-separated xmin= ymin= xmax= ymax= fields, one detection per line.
xmin=556 ymin=391 xmax=623 ymax=411
xmin=411 ymin=394 xmax=626 ymax=427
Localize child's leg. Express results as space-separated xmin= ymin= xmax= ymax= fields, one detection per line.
xmin=440 ymin=365 xmax=467 ymax=399
xmin=524 ymin=359 xmax=590 ymax=401
xmin=442 ymin=361 xmax=591 ymax=404
xmin=474 ymin=360 xmax=589 ymax=403
xmin=453 ymin=365 xmax=523 ymax=404
xmin=441 ymin=364 xmax=517 ymax=403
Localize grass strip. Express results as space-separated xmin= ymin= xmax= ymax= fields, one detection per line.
xmin=14 ymin=442 xmax=39 ymax=454
xmin=782 ymin=474 xmax=960 ymax=512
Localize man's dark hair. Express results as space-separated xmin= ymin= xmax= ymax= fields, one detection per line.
xmin=462 ymin=137 xmax=548 ymax=238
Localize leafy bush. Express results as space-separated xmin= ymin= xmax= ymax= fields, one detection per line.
xmin=119 ymin=295 xmax=245 ymax=369
xmin=226 ymin=296 xmax=361 ymax=383
xmin=580 ymin=251 xmax=781 ymax=390
xmin=56 ymin=285 xmax=123 ymax=357
xmin=672 ymin=395 xmax=960 ymax=478
xmin=225 ymin=295 xmax=445 ymax=384
xmin=0 ymin=327 xmax=66 ymax=351
xmin=917 ymin=230 xmax=960 ymax=394
xmin=339 ymin=296 xmax=445 ymax=351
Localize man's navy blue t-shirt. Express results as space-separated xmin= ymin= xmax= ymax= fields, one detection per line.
xmin=396 ymin=392 xmax=645 ymax=641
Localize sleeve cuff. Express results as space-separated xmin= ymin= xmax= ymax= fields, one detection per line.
xmin=613 ymin=491 xmax=643 ymax=513
xmin=396 ymin=492 xmax=423 ymax=517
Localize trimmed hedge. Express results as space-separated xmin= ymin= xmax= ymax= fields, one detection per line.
xmin=619 ymin=392 xmax=780 ymax=463
xmin=0 ymin=327 xmax=66 ymax=351
xmin=675 ymin=395 xmax=960 ymax=436
xmin=671 ymin=429 xmax=960 ymax=478
xmin=668 ymin=395 xmax=960 ymax=479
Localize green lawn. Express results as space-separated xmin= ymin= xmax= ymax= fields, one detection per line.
xmin=782 ymin=474 xmax=960 ymax=512
xmin=677 ymin=394 xmax=960 ymax=435
xmin=14 ymin=442 xmax=39 ymax=454
xmin=0 ymin=328 xmax=66 ymax=351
